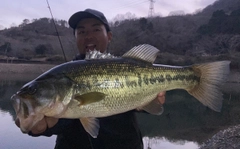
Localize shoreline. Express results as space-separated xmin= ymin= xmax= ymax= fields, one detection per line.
xmin=0 ymin=63 xmax=56 ymax=81
xmin=0 ymin=63 xmax=56 ymax=74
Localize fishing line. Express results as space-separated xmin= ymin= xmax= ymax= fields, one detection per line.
xmin=46 ymin=0 xmax=67 ymax=62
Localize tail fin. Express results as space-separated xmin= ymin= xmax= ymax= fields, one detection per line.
xmin=187 ymin=61 xmax=230 ymax=112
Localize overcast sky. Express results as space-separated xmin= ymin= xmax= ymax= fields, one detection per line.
xmin=0 ymin=0 xmax=217 ymax=29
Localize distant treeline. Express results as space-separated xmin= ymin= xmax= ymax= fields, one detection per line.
xmin=198 ymin=9 xmax=240 ymax=34
xmin=0 ymin=0 xmax=240 ymax=67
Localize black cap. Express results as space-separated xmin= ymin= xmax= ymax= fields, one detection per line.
xmin=68 ymin=9 xmax=110 ymax=32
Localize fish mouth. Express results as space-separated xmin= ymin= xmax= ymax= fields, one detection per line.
xmin=11 ymin=94 xmax=44 ymax=133
xmin=11 ymin=94 xmax=20 ymax=116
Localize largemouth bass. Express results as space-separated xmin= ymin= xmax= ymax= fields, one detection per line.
xmin=11 ymin=44 xmax=230 ymax=138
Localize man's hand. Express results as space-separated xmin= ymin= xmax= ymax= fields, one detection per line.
xmin=15 ymin=117 xmax=58 ymax=134
xmin=157 ymin=91 xmax=166 ymax=105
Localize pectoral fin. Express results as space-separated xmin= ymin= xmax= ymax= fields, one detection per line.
xmin=137 ymin=98 xmax=164 ymax=115
xmin=73 ymin=92 xmax=105 ymax=106
xmin=80 ymin=117 xmax=100 ymax=138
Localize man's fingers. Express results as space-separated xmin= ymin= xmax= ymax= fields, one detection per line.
xmin=157 ymin=91 xmax=166 ymax=97
xmin=157 ymin=91 xmax=166 ymax=105
xmin=15 ymin=116 xmax=59 ymax=135
xmin=46 ymin=117 xmax=59 ymax=128
xmin=31 ymin=118 xmax=47 ymax=134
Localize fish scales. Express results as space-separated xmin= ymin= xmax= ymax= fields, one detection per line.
xmin=59 ymin=58 xmax=200 ymax=118
xmin=11 ymin=44 xmax=230 ymax=138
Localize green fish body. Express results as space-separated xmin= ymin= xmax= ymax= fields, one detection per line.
xmin=11 ymin=44 xmax=230 ymax=138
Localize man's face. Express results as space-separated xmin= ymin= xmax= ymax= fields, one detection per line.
xmin=75 ymin=18 xmax=112 ymax=54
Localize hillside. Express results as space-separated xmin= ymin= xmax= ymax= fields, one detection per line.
xmin=199 ymin=0 xmax=240 ymax=16
xmin=0 ymin=0 xmax=240 ymax=69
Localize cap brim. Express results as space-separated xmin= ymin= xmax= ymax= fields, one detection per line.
xmin=68 ymin=12 xmax=98 ymax=29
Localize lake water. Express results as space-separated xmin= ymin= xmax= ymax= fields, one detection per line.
xmin=1 ymin=74 xmax=239 ymax=149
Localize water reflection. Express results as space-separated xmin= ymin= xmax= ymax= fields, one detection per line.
xmin=137 ymin=90 xmax=239 ymax=142
xmin=0 ymin=74 xmax=240 ymax=148
xmin=0 ymin=80 xmax=25 ymax=119
xmin=0 ymin=110 xmax=56 ymax=149
xmin=143 ymin=137 xmax=198 ymax=149
xmin=0 ymin=77 xmax=56 ymax=149
xmin=136 ymin=86 xmax=240 ymax=148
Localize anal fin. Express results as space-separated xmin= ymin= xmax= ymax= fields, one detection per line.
xmin=80 ymin=117 xmax=100 ymax=138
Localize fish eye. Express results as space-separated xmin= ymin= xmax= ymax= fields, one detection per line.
xmin=27 ymin=83 xmax=38 ymax=95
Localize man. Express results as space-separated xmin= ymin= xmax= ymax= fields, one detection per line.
xmin=16 ymin=9 xmax=166 ymax=149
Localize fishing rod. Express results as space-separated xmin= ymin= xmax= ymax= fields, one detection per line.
xmin=46 ymin=0 xmax=67 ymax=62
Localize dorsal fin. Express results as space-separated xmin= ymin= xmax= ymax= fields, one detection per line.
xmin=122 ymin=44 xmax=160 ymax=63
